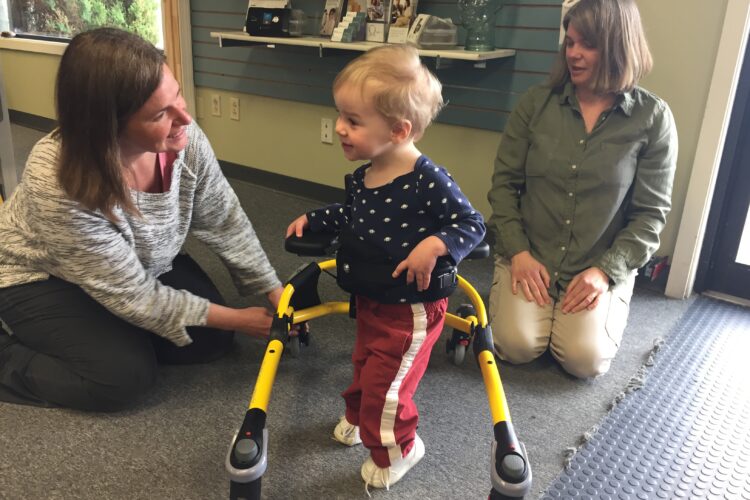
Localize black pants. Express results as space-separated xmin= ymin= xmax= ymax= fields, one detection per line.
xmin=0 ymin=254 xmax=234 ymax=411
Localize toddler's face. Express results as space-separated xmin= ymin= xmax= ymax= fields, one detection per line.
xmin=333 ymin=83 xmax=395 ymax=162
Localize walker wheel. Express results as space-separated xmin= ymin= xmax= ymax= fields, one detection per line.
xmin=455 ymin=303 xmax=476 ymax=319
xmin=446 ymin=304 xmax=475 ymax=365
xmin=286 ymin=322 xmax=309 ymax=358
xmin=453 ymin=344 xmax=466 ymax=365
xmin=288 ymin=336 xmax=300 ymax=358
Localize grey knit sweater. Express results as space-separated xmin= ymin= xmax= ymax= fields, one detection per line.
xmin=0 ymin=123 xmax=281 ymax=346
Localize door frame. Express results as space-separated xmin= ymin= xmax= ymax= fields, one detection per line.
xmin=666 ymin=0 xmax=750 ymax=299
xmin=694 ymin=33 xmax=750 ymax=295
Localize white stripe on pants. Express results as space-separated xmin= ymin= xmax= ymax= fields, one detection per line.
xmin=380 ymin=303 xmax=427 ymax=464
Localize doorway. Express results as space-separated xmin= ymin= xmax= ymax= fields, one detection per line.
xmin=696 ymin=35 xmax=750 ymax=301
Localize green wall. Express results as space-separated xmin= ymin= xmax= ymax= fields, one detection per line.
xmin=191 ymin=0 xmax=563 ymax=132
xmin=0 ymin=0 xmax=733 ymax=259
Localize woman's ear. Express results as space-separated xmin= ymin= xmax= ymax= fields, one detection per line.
xmin=390 ymin=119 xmax=413 ymax=143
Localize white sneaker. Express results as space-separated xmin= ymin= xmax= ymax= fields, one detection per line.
xmin=332 ymin=416 xmax=362 ymax=446
xmin=361 ymin=434 xmax=425 ymax=492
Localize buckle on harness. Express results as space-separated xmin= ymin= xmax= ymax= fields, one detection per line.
xmin=437 ymin=269 xmax=457 ymax=289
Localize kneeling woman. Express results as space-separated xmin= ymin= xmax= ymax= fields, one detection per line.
xmin=487 ymin=0 xmax=678 ymax=378
xmin=0 ymin=28 xmax=283 ymax=411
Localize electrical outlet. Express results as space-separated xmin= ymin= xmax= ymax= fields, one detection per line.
xmin=321 ymin=118 xmax=333 ymax=144
xmin=211 ymin=94 xmax=221 ymax=117
xmin=229 ymin=97 xmax=240 ymax=121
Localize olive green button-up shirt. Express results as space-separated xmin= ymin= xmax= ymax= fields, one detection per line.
xmin=487 ymin=82 xmax=678 ymax=295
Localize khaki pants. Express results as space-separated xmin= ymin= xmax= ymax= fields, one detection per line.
xmin=488 ymin=257 xmax=634 ymax=378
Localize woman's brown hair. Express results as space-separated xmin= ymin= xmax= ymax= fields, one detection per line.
xmin=54 ymin=27 xmax=165 ymax=220
xmin=548 ymin=0 xmax=653 ymax=94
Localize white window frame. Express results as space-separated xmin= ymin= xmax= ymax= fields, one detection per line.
xmin=162 ymin=0 xmax=196 ymax=117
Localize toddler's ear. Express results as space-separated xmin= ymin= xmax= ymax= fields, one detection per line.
xmin=391 ymin=119 xmax=413 ymax=143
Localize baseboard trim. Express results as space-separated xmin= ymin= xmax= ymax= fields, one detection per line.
xmin=219 ymin=160 xmax=344 ymax=204
xmin=9 ymin=110 xmax=57 ymax=132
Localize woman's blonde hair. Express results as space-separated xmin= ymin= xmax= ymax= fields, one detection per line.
xmin=333 ymin=45 xmax=444 ymax=139
xmin=549 ymin=0 xmax=653 ymax=94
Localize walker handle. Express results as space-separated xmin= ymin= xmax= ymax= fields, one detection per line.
xmin=284 ymin=231 xmax=339 ymax=256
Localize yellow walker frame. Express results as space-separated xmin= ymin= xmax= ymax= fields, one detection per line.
xmin=225 ymin=235 xmax=532 ymax=499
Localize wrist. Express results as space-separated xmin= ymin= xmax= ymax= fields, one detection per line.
xmin=425 ymin=235 xmax=449 ymax=256
xmin=511 ymin=250 xmax=530 ymax=262
xmin=206 ymin=303 xmax=242 ymax=331
xmin=591 ymin=266 xmax=611 ymax=285
xmin=267 ymin=286 xmax=284 ymax=310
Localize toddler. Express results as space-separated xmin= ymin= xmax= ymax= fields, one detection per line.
xmin=286 ymin=45 xmax=485 ymax=491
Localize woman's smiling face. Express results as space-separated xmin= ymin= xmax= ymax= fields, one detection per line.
xmin=119 ymin=64 xmax=192 ymax=156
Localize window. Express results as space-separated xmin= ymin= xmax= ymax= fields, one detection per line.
xmin=2 ymin=0 xmax=163 ymax=48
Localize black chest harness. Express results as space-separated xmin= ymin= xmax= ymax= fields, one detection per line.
xmin=335 ymin=226 xmax=457 ymax=305
xmin=333 ymin=173 xmax=458 ymax=304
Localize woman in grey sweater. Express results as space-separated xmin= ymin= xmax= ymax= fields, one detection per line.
xmin=0 ymin=28 xmax=283 ymax=411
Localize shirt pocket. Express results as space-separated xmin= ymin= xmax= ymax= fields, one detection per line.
xmin=596 ymin=142 xmax=641 ymax=187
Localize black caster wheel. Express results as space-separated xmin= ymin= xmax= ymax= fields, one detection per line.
xmin=447 ymin=304 xmax=475 ymax=366
xmin=287 ymin=322 xmax=309 ymax=358
xmin=288 ymin=336 xmax=300 ymax=358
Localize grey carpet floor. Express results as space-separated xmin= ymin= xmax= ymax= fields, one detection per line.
xmin=1 ymin=125 xmax=694 ymax=499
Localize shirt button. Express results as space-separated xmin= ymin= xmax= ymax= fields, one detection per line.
xmin=568 ymin=192 xmax=574 ymax=197
xmin=565 ymin=219 xmax=571 ymax=225
xmin=571 ymin=165 xmax=577 ymax=170
xmin=561 ymin=246 xmax=566 ymax=251
xmin=554 ymin=271 xmax=559 ymax=276
xmin=579 ymin=139 xmax=585 ymax=144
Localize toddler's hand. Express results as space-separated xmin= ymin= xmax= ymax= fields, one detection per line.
xmin=286 ymin=214 xmax=310 ymax=238
xmin=392 ymin=236 xmax=448 ymax=291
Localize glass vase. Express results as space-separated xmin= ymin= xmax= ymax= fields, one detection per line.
xmin=458 ymin=0 xmax=501 ymax=52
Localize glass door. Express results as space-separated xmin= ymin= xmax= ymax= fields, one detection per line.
xmin=697 ymin=36 xmax=750 ymax=300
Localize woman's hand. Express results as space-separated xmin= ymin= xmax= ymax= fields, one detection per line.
xmin=235 ymin=307 xmax=275 ymax=339
xmin=560 ymin=267 xmax=610 ymax=314
xmin=392 ymin=236 xmax=448 ymax=291
xmin=286 ymin=214 xmax=309 ymax=238
xmin=206 ymin=303 xmax=274 ymax=339
xmin=510 ymin=251 xmax=551 ymax=306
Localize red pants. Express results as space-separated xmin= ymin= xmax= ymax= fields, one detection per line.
xmin=342 ymin=295 xmax=448 ymax=467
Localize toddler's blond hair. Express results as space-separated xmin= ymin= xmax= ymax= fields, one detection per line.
xmin=333 ymin=45 xmax=444 ymax=139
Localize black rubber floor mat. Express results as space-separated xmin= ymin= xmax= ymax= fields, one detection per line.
xmin=541 ymin=296 xmax=750 ymax=499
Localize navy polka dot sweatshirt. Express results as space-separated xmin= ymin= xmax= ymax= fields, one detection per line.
xmin=307 ymin=155 xmax=486 ymax=264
